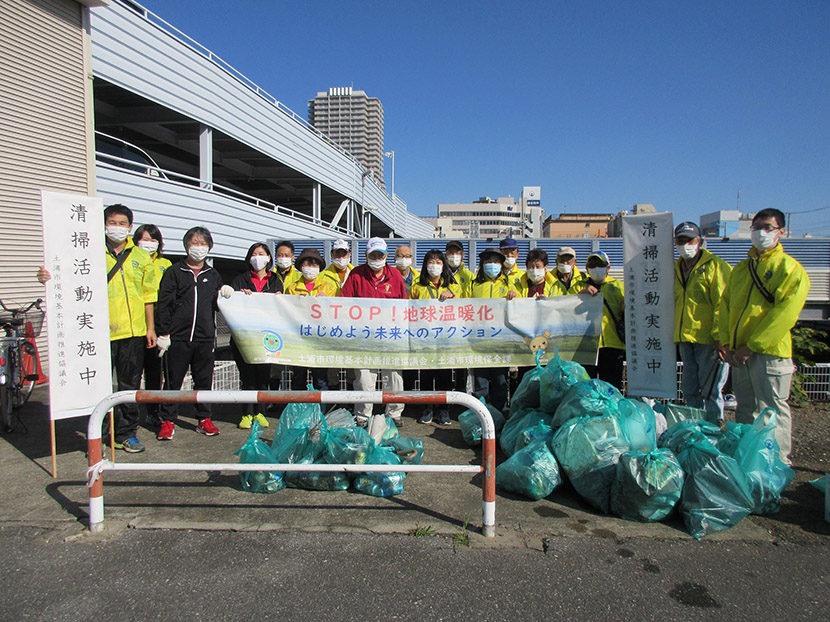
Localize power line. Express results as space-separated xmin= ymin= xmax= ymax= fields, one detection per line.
xmin=787 ymin=205 xmax=830 ymax=215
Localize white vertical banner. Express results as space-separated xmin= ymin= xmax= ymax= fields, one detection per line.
xmin=622 ymin=212 xmax=677 ymax=398
xmin=41 ymin=191 xmax=113 ymax=420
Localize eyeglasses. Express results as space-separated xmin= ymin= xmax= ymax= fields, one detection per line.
xmin=750 ymin=225 xmax=782 ymax=233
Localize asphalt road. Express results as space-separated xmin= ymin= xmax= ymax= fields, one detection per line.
xmin=1 ymin=526 xmax=827 ymax=621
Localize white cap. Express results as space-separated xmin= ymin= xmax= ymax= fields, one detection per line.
xmin=366 ymin=237 xmax=387 ymax=255
xmin=332 ymin=239 xmax=350 ymax=251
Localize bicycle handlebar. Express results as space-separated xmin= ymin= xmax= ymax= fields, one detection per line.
xmin=0 ymin=298 xmax=43 ymax=315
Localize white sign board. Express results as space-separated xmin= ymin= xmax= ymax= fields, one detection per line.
xmin=622 ymin=212 xmax=677 ymax=398
xmin=41 ymin=191 xmax=113 ymax=420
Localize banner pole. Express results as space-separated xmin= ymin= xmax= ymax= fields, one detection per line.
xmin=50 ymin=419 xmax=57 ymax=479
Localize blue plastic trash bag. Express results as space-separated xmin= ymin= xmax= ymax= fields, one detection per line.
xmin=353 ymin=442 xmax=405 ymax=497
xmin=616 ymin=399 xmax=658 ymax=453
xmin=514 ymin=421 xmax=555 ymax=454
xmin=675 ymin=439 xmax=755 ymax=539
xmin=539 ymin=348 xmax=590 ymax=414
xmin=383 ymin=436 xmax=424 ymax=465
xmin=458 ymin=398 xmax=505 ymax=447
xmin=496 ymin=439 xmax=561 ymax=500
xmin=551 ymin=413 xmax=630 ymax=513
xmin=234 ymin=421 xmax=285 ymax=494
xmin=509 ymin=351 xmax=543 ymax=417
xmin=655 ymin=402 xmax=709 ymax=427
xmin=551 ymin=379 xmax=623 ymax=430
xmin=731 ymin=409 xmax=795 ymax=515
xmin=500 ymin=408 xmax=552 ymax=457
xmin=658 ymin=419 xmax=723 ymax=455
xmin=275 ymin=399 xmax=323 ymax=437
xmin=610 ymin=448 xmax=683 ymax=522
xmin=323 ymin=425 xmax=372 ymax=465
xmin=809 ymin=476 xmax=829 ymax=494
xmin=717 ymin=421 xmax=750 ymax=457
xmin=271 ymin=426 xmax=317 ymax=464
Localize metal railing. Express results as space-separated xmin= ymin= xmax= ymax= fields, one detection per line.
xmin=86 ymin=390 xmax=497 ymax=536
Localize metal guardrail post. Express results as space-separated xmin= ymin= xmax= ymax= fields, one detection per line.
xmin=87 ymin=390 xmax=496 ymax=537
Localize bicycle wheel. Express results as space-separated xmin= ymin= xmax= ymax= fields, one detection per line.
xmin=16 ymin=341 xmax=37 ymax=407
xmin=0 ymin=383 xmax=12 ymax=432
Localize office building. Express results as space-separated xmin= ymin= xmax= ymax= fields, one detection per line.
xmin=436 ymin=187 xmax=543 ymax=239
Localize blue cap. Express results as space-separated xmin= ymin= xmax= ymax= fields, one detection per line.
xmin=499 ymin=237 xmax=518 ymax=250
xmin=587 ymin=251 xmax=610 ymax=265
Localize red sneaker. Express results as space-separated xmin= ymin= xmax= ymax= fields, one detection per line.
xmin=197 ymin=418 xmax=220 ymax=436
xmin=157 ymin=420 xmax=175 ymax=441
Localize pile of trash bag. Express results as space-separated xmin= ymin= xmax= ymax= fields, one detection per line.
xmin=538 ymin=348 xmax=590 ymax=414
xmin=509 ymin=352 xmax=544 ymax=417
xmin=496 ymin=439 xmax=561 ymax=500
xmin=233 ymin=420 xmax=285 ymax=494
xmin=458 ymin=397 xmax=505 ymax=447
xmin=551 ymin=379 xmax=623 ymax=430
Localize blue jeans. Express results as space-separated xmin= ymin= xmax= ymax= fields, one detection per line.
xmin=678 ymin=341 xmax=728 ymax=422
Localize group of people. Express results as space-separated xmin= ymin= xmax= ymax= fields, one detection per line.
xmin=38 ymin=205 xmax=809 ymax=465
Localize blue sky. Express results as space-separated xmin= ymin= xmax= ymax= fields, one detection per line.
xmin=137 ymin=0 xmax=829 ymax=235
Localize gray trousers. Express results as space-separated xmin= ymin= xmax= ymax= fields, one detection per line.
xmin=678 ymin=342 xmax=729 ymax=422
xmin=353 ymin=368 xmax=403 ymax=420
xmin=731 ymin=352 xmax=794 ymax=464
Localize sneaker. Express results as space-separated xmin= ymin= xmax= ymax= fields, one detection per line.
xmin=197 ymin=418 xmax=220 ymax=436
xmin=120 ymin=437 xmax=145 ymax=453
xmin=439 ymin=411 xmax=451 ymax=426
xmin=238 ymin=414 xmax=253 ymax=430
xmin=355 ymin=417 xmax=368 ymax=428
xmin=254 ymin=413 xmax=269 ymax=428
xmin=157 ymin=420 xmax=175 ymax=440
xmin=723 ymin=394 xmax=737 ymax=410
xmin=418 ymin=411 xmax=434 ymax=424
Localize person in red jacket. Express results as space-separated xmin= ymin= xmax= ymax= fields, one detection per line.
xmin=341 ymin=237 xmax=406 ymax=426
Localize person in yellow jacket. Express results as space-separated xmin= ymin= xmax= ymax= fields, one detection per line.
xmin=499 ymin=237 xmax=526 ymax=291
xmin=320 ymin=238 xmax=354 ymax=295
xmin=571 ymin=251 xmax=625 ymax=391
xmin=550 ymin=246 xmax=582 ymax=296
xmin=672 ymin=222 xmax=732 ymax=423
xmin=469 ymin=248 xmax=512 ymax=414
xmin=286 ymin=248 xmax=336 ymax=391
xmin=514 ymin=248 xmax=559 ymax=298
xmin=410 ymin=250 xmax=462 ymax=425
xmin=273 ymin=240 xmax=303 ymax=290
xmin=719 ymin=209 xmax=810 ymax=464
xmin=444 ymin=240 xmax=475 ymax=297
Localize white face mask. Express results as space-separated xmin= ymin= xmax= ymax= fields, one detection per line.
xmin=250 ymin=255 xmax=270 ymax=271
xmin=188 ymin=245 xmax=209 ymax=262
xmin=678 ymin=243 xmax=699 ymax=260
xmin=137 ymin=240 xmax=158 ymax=254
xmin=527 ymin=268 xmax=546 ymax=283
xmin=557 ymin=263 xmax=573 ymax=275
xmin=588 ymin=267 xmax=608 ymax=283
xmin=367 ymin=258 xmax=386 ymax=271
xmin=275 ymin=257 xmax=293 ymax=270
xmin=426 ymin=264 xmax=443 ymax=278
xmin=333 ymin=257 xmax=350 ymax=269
xmin=503 ymin=256 xmax=516 ymax=268
xmin=751 ymin=229 xmax=779 ymax=251
xmin=446 ymin=254 xmax=462 ymax=268
xmin=301 ymin=266 xmax=319 ymax=280
xmin=395 ymin=257 xmax=412 ymax=269
xmin=105 ymin=226 xmax=130 ymax=243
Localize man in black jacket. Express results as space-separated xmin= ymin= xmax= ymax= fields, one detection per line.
xmin=155 ymin=227 xmax=227 ymax=440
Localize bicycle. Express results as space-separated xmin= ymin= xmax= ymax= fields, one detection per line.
xmin=0 ymin=298 xmax=44 ymax=433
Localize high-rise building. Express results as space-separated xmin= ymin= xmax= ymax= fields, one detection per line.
xmin=308 ymin=87 xmax=385 ymax=186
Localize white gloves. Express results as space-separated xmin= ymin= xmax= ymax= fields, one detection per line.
xmin=157 ymin=335 xmax=171 ymax=358
xmin=219 ymin=285 xmax=234 ymax=299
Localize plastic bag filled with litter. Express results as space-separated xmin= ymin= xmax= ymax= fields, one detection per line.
xmin=539 ymin=348 xmax=590 ymax=414
xmin=353 ymin=441 xmax=405 ymax=497
xmin=323 ymin=425 xmax=372 ymax=465
xmin=551 ymin=413 xmax=631 ymax=513
xmin=610 ymin=448 xmax=683 ymax=522
xmin=458 ymin=397 xmax=505 ymax=447
xmin=234 ymin=421 xmax=285 ymax=494
xmin=383 ymin=436 xmax=424 ymax=465
xmin=324 ymin=407 xmax=356 ymax=429
xmin=367 ymin=415 xmax=400 ymax=445
xmin=675 ymin=439 xmax=754 ymax=539
xmin=496 ymin=439 xmax=561 ymax=500
xmin=717 ymin=421 xmax=751 ymax=457
xmin=616 ymin=398 xmax=658 ymax=453
xmin=509 ymin=351 xmax=543 ymax=417
xmin=552 ymin=379 xmax=623 ymax=430
xmin=513 ymin=420 xmax=555 ymax=454
xmin=271 ymin=426 xmax=318 ymax=464
xmin=500 ymin=408 xmax=552 ymax=457
xmin=730 ymin=409 xmax=795 ymax=515
xmin=658 ymin=419 xmax=723 ymax=456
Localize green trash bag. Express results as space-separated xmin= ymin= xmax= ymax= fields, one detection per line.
xmin=616 ymin=398 xmax=658 ymax=453
xmin=551 ymin=379 xmax=623 ymax=430
xmin=496 ymin=439 xmax=561 ymax=500
xmin=731 ymin=409 xmax=795 ymax=515
xmin=717 ymin=421 xmax=751 ymax=457
xmin=458 ymin=397 xmax=505 ymax=447
xmin=656 ymin=402 xmax=709 ymax=427
xmin=234 ymin=421 xmax=285 ymax=494
xmin=500 ymin=408 xmax=552 ymax=457
xmin=271 ymin=426 xmax=317 ymax=464
xmin=275 ymin=393 xmax=324 ymax=436
xmin=658 ymin=419 xmax=723 ymax=456
xmin=509 ymin=350 xmax=543 ymax=417
xmin=353 ymin=441 xmax=405 ymax=497
xmin=675 ymin=439 xmax=755 ymax=539
xmin=610 ymin=448 xmax=683 ymax=522
xmin=513 ymin=421 xmax=555 ymax=454
xmin=551 ymin=413 xmax=631 ymax=513
xmin=383 ymin=436 xmax=425 ymax=465
xmin=539 ymin=347 xmax=591 ymax=414
xmin=323 ymin=425 xmax=372 ymax=465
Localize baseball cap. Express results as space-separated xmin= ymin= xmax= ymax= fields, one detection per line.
xmin=587 ymin=251 xmax=610 ymax=265
xmin=365 ymin=237 xmax=387 ymax=255
xmin=674 ymin=222 xmax=701 ymax=239
xmin=499 ymin=237 xmax=519 ymax=250
xmin=445 ymin=240 xmax=463 ymax=252
xmin=332 ymin=239 xmax=350 ymax=251
xmin=557 ymin=246 xmax=577 ymax=258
